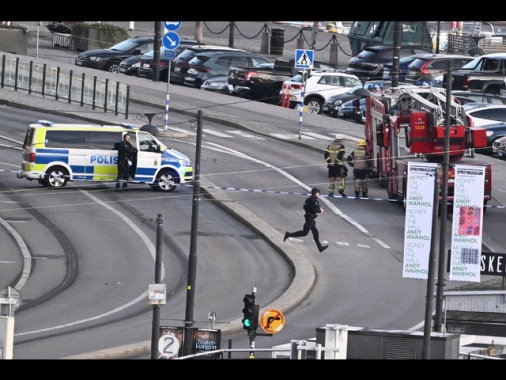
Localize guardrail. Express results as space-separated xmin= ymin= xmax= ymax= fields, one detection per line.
xmin=0 ymin=53 xmax=130 ymax=119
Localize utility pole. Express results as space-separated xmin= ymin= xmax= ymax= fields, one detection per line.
xmin=150 ymin=214 xmax=164 ymax=359
xmin=183 ymin=110 xmax=203 ymax=356
xmin=434 ymin=60 xmax=453 ymax=332
xmin=153 ymin=21 xmax=162 ymax=82
xmin=392 ymin=21 xmax=402 ymax=88
xmin=311 ymin=21 xmax=319 ymax=50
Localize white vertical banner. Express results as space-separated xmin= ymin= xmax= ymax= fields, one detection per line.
xmin=403 ymin=162 xmax=437 ymax=279
xmin=449 ymin=164 xmax=485 ymax=282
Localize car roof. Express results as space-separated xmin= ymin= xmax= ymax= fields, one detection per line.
xmin=414 ymin=53 xmax=475 ymax=59
xmin=186 ymin=45 xmax=244 ymax=52
xmin=309 ymin=71 xmax=356 ymax=77
xmin=463 ymin=102 xmax=506 ymax=110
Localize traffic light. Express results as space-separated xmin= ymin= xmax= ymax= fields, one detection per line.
xmin=242 ymin=293 xmax=259 ymax=330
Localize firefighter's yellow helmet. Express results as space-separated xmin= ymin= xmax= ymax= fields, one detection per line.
xmin=358 ymin=140 xmax=366 ymax=146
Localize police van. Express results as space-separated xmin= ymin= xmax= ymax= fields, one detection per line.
xmin=17 ymin=121 xmax=193 ymax=191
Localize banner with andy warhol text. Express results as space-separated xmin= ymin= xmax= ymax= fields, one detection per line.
xmin=449 ymin=165 xmax=485 ymax=282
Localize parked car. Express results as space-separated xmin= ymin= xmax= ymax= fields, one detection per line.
xmin=404 ymin=54 xmax=475 ymax=85
xmin=135 ymin=39 xmax=204 ymax=82
xmin=75 ymin=36 xmax=155 ymax=73
xmin=117 ymin=55 xmax=142 ymax=76
xmin=322 ymin=80 xmax=410 ymax=117
xmin=334 ymin=81 xmax=411 ymax=122
xmin=452 ymin=91 xmax=506 ymax=105
xmin=382 ymin=54 xmax=428 ymax=82
xmin=336 ymin=97 xmax=366 ymax=123
xmin=280 ymin=71 xmax=362 ymax=114
xmin=442 ymin=52 xmax=506 ymax=94
xmin=166 ymin=45 xmax=244 ymax=85
xmin=184 ymin=51 xmax=271 ymax=89
xmin=492 ymin=134 xmax=506 ymax=157
xmin=345 ymin=45 xmax=431 ymax=80
xmin=200 ymin=75 xmax=232 ymax=95
xmin=481 ymin=121 xmax=506 ymax=154
xmin=463 ymin=102 xmax=506 ymax=127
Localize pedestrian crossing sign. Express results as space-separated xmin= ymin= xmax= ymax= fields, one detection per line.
xmin=295 ymin=49 xmax=314 ymax=69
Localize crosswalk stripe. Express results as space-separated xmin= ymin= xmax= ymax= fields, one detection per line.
xmin=227 ymin=131 xmax=265 ymax=140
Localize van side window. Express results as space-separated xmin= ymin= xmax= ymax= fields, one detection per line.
xmin=45 ymin=130 xmax=86 ymax=148
xmin=86 ymin=132 xmax=122 ymax=150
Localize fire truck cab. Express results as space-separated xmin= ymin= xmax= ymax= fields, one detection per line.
xmin=363 ymin=85 xmax=492 ymax=208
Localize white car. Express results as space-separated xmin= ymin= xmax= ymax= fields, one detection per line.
xmin=279 ymin=71 xmax=362 ymax=114
xmin=463 ymin=102 xmax=506 ymax=127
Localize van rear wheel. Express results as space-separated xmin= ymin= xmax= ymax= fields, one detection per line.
xmin=43 ymin=166 xmax=69 ymax=188
xmin=153 ymin=169 xmax=178 ymax=192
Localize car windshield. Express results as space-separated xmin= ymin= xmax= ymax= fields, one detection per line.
xmin=460 ymin=56 xmax=483 ymax=70
xmin=109 ymin=39 xmax=140 ymax=52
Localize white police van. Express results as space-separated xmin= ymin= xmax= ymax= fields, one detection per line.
xmin=17 ymin=120 xmax=193 ymax=191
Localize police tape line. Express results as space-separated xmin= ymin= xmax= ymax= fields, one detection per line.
xmin=3 ymin=169 xmax=505 ymax=209
xmin=195 ymin=185 xmax=506 ymax=209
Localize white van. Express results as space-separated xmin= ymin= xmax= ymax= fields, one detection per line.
xmin=17 ymin=120 xmax=193 ymax=191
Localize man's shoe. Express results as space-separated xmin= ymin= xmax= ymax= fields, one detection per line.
xmin=319 ymin=245 xmax=328 ymax=253
xmin=338 ymin=190 xmax=347 ymax=198
xmin=328 ymin=193 xmax=334 ymax=198
xmin=284 ymin=232 xmax=290 ymax=242
xmin=362 ymin=193 xmax=368 ymax=198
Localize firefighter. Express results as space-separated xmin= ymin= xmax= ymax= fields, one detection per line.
xmin=324 ymin=135 xmax=347 ymax=197
xmin=347 ymin=139 xmax=372 ymax=198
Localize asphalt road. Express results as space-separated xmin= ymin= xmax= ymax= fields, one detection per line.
xmin=3 ymin=20 xmax=506 ymax=360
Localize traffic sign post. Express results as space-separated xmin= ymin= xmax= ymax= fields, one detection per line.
xmin=295 ymin=49 xmax=315 ymax=139
xmin=162 ymin=21 xmax=182 ymax=131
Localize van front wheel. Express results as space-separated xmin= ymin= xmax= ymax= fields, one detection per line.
xmin=153 ymin=169 xmax=178 ymax=192
xmin=44 ymin=166 xmax=69 ymax=188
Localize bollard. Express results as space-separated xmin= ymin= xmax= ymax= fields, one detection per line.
xmin=281 ymin=84 xmax=288 ymax=107
xmin=330 ymin=42 xmax=338 ymax=66
xmin=297 ymin=37 xmax=304 ymax=50
xmin=270 ymin=27 xmax=285 ymax=55
xmin=260 ymin=31 xmax=269 ymax=54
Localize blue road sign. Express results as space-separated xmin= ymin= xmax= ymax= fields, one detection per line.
xmin=164 ymin=50 xmax=176 ymax=60
xmin=164 ymin=21 xmax=182 ymax=31
xmin=295 ymin=49 xmax=314 ymax=69
xmin=163 ymin=32 xmax=180 ymax=50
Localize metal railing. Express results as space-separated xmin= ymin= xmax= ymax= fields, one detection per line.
xmin=0 ymin=53 xmax=130 ymax=119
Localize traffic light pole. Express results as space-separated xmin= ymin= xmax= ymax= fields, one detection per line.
xmin=241 ymin=286 xmax=259 ymax=358
xmin=248 ymin=329 xmax=256 ymax=359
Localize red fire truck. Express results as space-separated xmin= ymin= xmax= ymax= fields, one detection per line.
xmin=363 ymin=85 xmax=492 ymax=209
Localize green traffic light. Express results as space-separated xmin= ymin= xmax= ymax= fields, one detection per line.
xmin=242 ymin=318 xmax=252 ymax=328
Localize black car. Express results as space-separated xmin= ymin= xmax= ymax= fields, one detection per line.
xmin=135 ymin=39 xmax=203 ymax=83
xmin=404 ymin=53 xmax=474 ymax=85
xmin=117 ymin=55 xmax=142 ymax=76
xmin=75 ymin=36 xmax=155 ymax=73
xmin=345 ymin=45 xmax=431 ymax=80
xmin=322 ymin=80 xmax=410 ymax=117
xmin=184 ymin=51 xmax=271 ymax=89
xmin=479 ymin=121 xmax=506 ymax=154
xmin=166 ymin=45 xmax=245 ymax=85
xmin=382 ymin=54 xmax=428 ymax=82
xmin=336 ymin=97 xmax=366 ymax=123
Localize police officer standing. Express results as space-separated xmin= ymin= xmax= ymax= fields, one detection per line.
xmin=324 ymin=135 xmax=347 ymax=197
xmin=115 ymin=133 xmax=137 ymax=191
xmin=347 ymin=139 xmax=372 ymax=198
xmin=284 ymin=188 xmax=329 ymax=253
